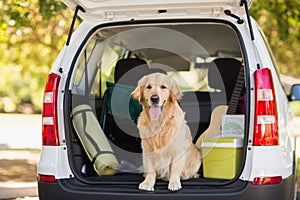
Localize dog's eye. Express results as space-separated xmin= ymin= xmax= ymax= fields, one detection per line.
xmin=146 ymin=85 xmax=152 ymax=89
xmin=161 ymin=85 xmax=167 ymax=89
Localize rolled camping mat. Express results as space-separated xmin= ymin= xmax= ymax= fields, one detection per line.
xmin=72 ymin=104 xmax=120 ymax=176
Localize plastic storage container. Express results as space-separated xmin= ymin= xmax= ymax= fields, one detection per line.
xmin=201 ymin=137 xmax=243 ymax=180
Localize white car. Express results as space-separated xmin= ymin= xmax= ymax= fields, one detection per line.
xmin=38 ymin=0 xmax=300 ymax=199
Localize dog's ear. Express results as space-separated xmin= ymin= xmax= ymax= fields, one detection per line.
xmin=169 ymin=78 xmax=183 ymax=102
xmin=131 ymin=85 xmax=143 ymax=102
xmin=131 ymin=76 xmax=146 ymax=102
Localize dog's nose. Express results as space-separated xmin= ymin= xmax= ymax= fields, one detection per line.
xmin=150 ymin=95 xmax=160 ymax=104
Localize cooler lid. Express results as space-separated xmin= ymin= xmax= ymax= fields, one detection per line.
xmin=202 ymin=137 xmax=244 ymax=148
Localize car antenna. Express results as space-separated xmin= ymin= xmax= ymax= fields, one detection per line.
xmin=66 ymin=5 xmax=86 ymax=46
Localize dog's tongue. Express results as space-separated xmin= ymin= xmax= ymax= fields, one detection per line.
xmin=149 ymin=106 xmax=161 ymax=119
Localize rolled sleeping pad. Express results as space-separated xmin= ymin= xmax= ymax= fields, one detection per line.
xmin=72 ymin=104 xmax=120 ymax=176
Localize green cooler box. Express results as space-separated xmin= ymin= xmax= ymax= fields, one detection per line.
xmin=201 ymin=137 xmax=243 ymax=180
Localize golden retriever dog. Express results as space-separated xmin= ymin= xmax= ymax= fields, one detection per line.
xmin=132 ymin=73 xmax=201 ymax=191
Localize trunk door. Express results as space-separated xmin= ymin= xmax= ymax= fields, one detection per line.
xmin=62 ymin=0 xmax=253 ymax=21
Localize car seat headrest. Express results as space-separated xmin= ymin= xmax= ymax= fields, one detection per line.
xmin=114 ymin=58 xmax=148 ymax=85
xmin=208 ymin=58 xmax=242 ymax=97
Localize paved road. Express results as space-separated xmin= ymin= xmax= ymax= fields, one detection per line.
xmin=0 ymin=182 xmax=38 ymax=199
xmin=0 ymin=114 xmax=41 ymax=149
xmin=0 ymin=114 xmax=40 ymax=199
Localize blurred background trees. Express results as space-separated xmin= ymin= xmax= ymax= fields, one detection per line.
xmin=0 ymin=0 xmax=299 ymax=113
xmin=0 ymin=0 xmax=70 ymax=113
xmin=250 ymin=0 xmax=300 ymax=75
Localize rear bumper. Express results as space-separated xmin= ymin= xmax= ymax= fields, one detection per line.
xmin=38 ymin=175 xmax=296 ymax=200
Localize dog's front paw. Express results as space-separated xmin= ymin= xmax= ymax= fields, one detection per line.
xmin=139 ymin=181 xmax=154 ymax=191
xmin=168 ymin=181 xmax=182 ymax=191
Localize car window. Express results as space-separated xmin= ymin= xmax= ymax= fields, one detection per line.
xmin=98 ymin=44 xmax=127 ymax=97
xmin=167 ymin=68 xmax=209 ymax=92
xmin=90 ymin=44 xmax=126 ymax=98
xmin=73 ymin=39 xmax=97 ymax=86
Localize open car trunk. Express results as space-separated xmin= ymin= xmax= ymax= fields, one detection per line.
xmin=65 ymin=19 xmax=248 ymax=192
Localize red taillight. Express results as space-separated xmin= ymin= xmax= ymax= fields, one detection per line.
xmin=253 ymin=68 xmax=278 ymax=146
xmin=253 ymin=176 xmax=282 ymax=185
xmin=38 ymin=174 xmax=56 ymax=183
xmin=42 ymin=73 xmax=61 ymax=146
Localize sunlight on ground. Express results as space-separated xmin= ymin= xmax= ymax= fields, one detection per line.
xmin=0 ymin=114 xmax=41 ymax=149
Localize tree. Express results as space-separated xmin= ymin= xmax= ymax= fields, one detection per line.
xmin=251 ymin=0 xmax=300 ymax=75
xmin=0 ymin=0 xmax=71 ymax=112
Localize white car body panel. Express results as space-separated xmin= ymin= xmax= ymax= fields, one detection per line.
xmin=62 ymin=0 xmax=253 ymax=21
xmin=238 ymin=19 xmax=294 ymax=181
xmin=241 ymin=146 xmax=293 ymax=181
xmin=38 ymin=146 xmax=73 ymax=179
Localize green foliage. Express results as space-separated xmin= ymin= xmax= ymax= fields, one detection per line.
xmin=290 ymin=101 xmax=300 ymax=116
xmin=38 ymin=0 xmax=66 ymax=21
xmin=0 ymin=0 xmax=71 ymax=113
xmin=251 ymin=0 xmax=300 ymax=76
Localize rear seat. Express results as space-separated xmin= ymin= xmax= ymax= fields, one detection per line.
xmin=180 ymin=91 xmax=211 ymax=140
xmin=180 ymin=58 xmax=242 ymax=141
xmin=100 ymin=58 xmax=148 ymax=153
xmin=100 ymin=57 xmax=242 ymax=150
xmin=208 ymin=58 xmax=242 ymax=101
